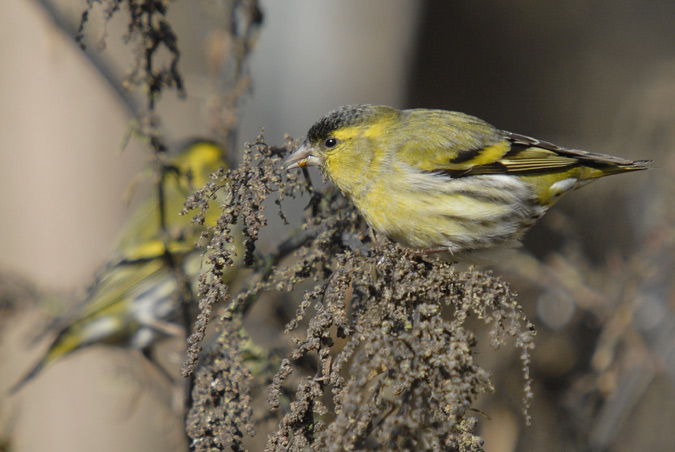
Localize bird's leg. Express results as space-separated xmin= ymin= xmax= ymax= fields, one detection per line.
xmin=368 ymin=226 xmax=378 ymax=244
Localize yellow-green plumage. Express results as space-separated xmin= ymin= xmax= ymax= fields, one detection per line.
xmin=113 ymin=140 xmax=225 ymax=261
xmin=11 ymin=140 xmax=238 ymax=392
xmin=286 ymin=104 xmax=650 ymax=257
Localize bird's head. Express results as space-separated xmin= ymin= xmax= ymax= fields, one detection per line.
xmin=171 ymin=140 xmax=226 ymax=189
xmin=286 ymin=104 xmax=398 ymax=168
xmin=285 ymin=105 xmax=399 ymax=195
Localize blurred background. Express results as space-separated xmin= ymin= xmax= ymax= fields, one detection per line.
xmin=1 ymin=0 xmax=674 ymax=451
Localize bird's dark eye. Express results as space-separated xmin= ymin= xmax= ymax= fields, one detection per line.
xmin=324 ymin=138 xmax=338 ymax=148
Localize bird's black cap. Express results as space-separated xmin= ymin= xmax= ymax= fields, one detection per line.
xmin=306 ymin=104 xmax=384 ymax=143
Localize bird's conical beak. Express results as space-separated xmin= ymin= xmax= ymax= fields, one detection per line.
xmin=285 ymin=144 xmax=324 ymax=169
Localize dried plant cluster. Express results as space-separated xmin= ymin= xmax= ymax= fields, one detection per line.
xmin=180 ymin=134 xmax=300 ymax=377
xmin=77 ymin=0 xmax=185 ymax=111
xmin=181 ymin=137 xmax=536 ymax=451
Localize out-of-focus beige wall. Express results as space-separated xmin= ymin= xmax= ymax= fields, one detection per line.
xmin=0 ymin=0 xmax=144 ymax=292
xmin=0 ymin=2 xmax=421 ymax=452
